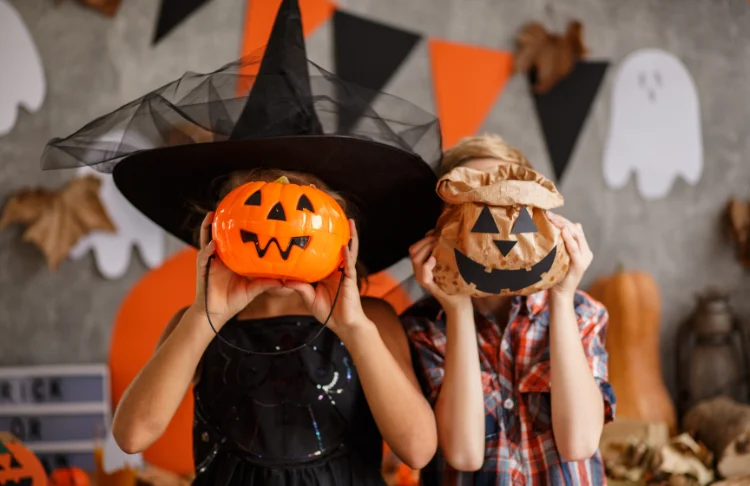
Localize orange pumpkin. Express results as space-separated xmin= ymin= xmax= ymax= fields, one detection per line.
xmin=212 ymin=177 xmax=350 ymax=282
xmin=48 ymin=468 xmax=89 ymax=486
xmin=588 ymin=266 xmax=677 ymax=434
xmin=0 ymin=434 xmax=47 ymax=486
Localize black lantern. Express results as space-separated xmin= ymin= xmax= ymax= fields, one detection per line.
xmin=676 ymin=288 xmax=750 ymax=418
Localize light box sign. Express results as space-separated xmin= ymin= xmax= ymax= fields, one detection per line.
xmin=0 ymin=364 xmax=111 ymax=473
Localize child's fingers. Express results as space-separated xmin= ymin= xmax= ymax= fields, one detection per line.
xmin=409 ymin=236 xmax=437 ymax=258
xmin=546 ymin=211 xmax=564 ymax=227
xmin=411 ymin=240 xmax=435 ymax=267
xmin=285 ymin=281 xmax=317 ymax=309
xmin=197 ymin=240 xmax=216 ymax=275
xmin=342 ymin=245 xmax=357 ymax=279
xmin=425 ymin=256 xmax=437 ymax=272
xmin=562 ymin=227 xmax=581 ymax=264
xmin=200 ymin=212 xmax=214 ymax=249
xmin=347 ymin=219 xmax=360 ymax=262
xmin=247 ymin=279 xmax=282 ymax=300
xmin=571 ymin=222 xmax=592 ymax=257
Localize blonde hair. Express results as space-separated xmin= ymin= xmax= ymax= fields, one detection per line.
xmin=439 ymin=133 xmax=533 ymax=176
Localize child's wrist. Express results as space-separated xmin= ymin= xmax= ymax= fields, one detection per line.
xmin=443 ymin=299 xmax=474 ymax=320
xmin=186 ymin=302 xmax=229 ymax=332
xmin=548 ymin=290 xmax=575 ymax=308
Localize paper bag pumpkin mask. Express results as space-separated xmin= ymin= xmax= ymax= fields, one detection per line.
xmin=432 ymin=164 xmax=570 ymax=297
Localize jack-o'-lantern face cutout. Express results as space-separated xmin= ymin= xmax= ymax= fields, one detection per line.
xmin=432 ymin=164 xmax=570 ymax=297
xmin=453 ymin=205 xmax=559 ymax=294
xmin=0 ymin=435 xmax=47 ymax=486
xmin=212 ymin=177 xmax=350 ymax=283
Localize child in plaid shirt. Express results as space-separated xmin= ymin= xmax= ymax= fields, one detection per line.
xmin=402 ymin=134 xmax=616 ymax=485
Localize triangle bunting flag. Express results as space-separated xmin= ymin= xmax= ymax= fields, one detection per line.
xmin=530 ymin=61 xmax=608 ymax=182
xmin=332 ymin=11 xmax=421 ymax=132
xmin=429 ymin=39 xmax=513 ymax=149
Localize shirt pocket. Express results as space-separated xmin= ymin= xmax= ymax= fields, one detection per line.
xmin=518 ymin=360 xmax=552 ymax=437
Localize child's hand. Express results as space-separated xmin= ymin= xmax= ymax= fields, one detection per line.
xmin=409 ymin=233 xmax=472 ymax=313
xmin=193 ymin=212 xmax=282 ymax=327
xmin=285 ymin=219 xmax=368 ymax=335
xmin=546 ymin=211 xmax=593 ymax=299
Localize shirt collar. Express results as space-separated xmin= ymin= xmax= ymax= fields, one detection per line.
xmin=519 ymin=290 xmax=548 ymax=316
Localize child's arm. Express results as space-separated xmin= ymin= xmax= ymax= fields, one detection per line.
xmin=111 ymin=306 xmax=214 ymax=454
xmin=341 ymin=298 xmax=439 ymax=470
xmin=409 ymin=236 xmax=486 ymax=471
xmin=288 ymin=222 xmax=439 ymax=469
xmin=113 ymin=212 xmax=281 ymax=454
xmin=546 ymin=212 xmax=613 ymax=462
xmin=433 ymin=302 xmax=485 ymax=470
xmin=548 ymin=294 xmax=606 ymax=461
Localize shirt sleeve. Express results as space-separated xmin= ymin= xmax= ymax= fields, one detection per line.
xmin=577 ymin=293 xmax=616 ymax=424
xmin=402 ymin=315 xmax=446 ymax=406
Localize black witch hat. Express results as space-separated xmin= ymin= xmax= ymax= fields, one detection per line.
xmin=41 ymin=0 xmax=442 ymax=275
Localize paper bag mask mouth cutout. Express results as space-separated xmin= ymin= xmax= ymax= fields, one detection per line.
xmin=432 ymin=164 xmax=570 ymax=297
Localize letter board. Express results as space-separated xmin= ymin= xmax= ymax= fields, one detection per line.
xmin=0 ymin=364 xmax=111 ymax=473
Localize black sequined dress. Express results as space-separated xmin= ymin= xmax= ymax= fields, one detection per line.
xmin=192 ymin=315 xmax=385 ymax=486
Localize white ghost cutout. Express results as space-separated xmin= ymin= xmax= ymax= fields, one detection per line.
xmin=69 ymin=166 xmax=166 ymax=278
xmin=603 ymin=49 xmax=703 ymax=200
xmin=69 ymin=129 xmax=166 ymax=278
xmin=0 ymin=0 xmax=46 ymax=136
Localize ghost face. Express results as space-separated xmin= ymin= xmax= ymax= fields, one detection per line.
xmin=603 ymin=49 xmax=703 ymax=200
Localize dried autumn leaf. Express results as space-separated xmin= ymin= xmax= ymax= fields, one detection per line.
xmin=0 ymin=176 xmax=116 ymax=270
xmin=515 ymin=20 xmax=588 ymax=94
xmin=0 ymin=189 xmax=56 ymax=227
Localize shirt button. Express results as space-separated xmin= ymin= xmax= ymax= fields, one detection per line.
xmin=504 ymin=398 xmax=515 ymax=410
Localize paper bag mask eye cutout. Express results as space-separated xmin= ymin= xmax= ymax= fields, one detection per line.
xmin=432 ymin=164 xmax=570 ymax=297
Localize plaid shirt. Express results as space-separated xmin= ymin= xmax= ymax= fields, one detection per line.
xmin=402 ymin=290 xmax=616 ymax=486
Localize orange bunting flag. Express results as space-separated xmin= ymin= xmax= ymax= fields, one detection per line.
xmin=428 ymin=38 xmax=514 ymax=149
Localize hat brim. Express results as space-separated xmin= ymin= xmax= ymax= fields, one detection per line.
xmin=112 ymin=135 xmax=441 ymax=275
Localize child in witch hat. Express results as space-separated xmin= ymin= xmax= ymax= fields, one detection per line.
xmin=42 ymin=0 xmax=443 ymax=484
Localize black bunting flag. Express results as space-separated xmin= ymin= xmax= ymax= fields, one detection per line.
xmin=333 ymin=10 xmax=422 ymax=133
xmin=530 ymin=61 xmax=608 ymax=182
xmin=153 ymin=0 xmax=212 ymax=45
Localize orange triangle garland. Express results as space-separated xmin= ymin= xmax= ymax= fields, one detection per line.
xmin=428 ymin=39 xmax=514 ymax=149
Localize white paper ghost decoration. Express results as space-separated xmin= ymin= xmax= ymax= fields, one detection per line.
xmin=0 ymin=0 xmax=46 ymax=136
xmin=69 ymin=166 xmax=166 ymax=278
xmin=603 ymin=49 xmax=703 ymax=200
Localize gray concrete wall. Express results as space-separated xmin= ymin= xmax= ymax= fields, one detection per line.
xmin=1 ymin=0 xmax=749 ymax=399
